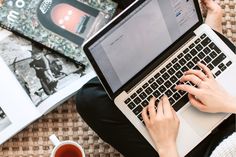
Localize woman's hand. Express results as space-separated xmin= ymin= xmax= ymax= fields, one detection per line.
xmin=142 ymin=96 xmax=179 ymax=157
xmin=176 ymin=62 xmax=236 ymax=113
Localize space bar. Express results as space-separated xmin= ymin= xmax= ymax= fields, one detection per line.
xmin=172 ymin=95 xmax=189 ymax=111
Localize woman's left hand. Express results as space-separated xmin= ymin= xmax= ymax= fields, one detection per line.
xmin=142 ymin=95 xmax=180 ymax=157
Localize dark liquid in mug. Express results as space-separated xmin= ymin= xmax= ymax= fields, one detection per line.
xmin=55 ymin=144 xmax=83 ymax=157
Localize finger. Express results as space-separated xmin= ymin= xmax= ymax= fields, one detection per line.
xmin=175 ymin=84 xmax=200 ymax=96
xmin=180 ymin=74 xmax=203 ymax=87
xmin=148 ymin=97 xmax=157 ymax=118
xmin=197 ymin=62 xmax=214 ymax=79
xmin=162 ymin=95 xmax=173 ymax=117
xmin=157 ymin=98 xmax=163 ymax=116
xmin=188 ymin=94 xmax=207 ymax=111
xmin=142 ymin=107 xmax=150 ymax=125
xmin=171 ymin=106 xmax=179 ymax=121
xmin=184 ymin=69 xmax=208 ymax=80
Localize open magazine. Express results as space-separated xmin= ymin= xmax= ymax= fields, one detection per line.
xmin=0 ymin=29 xmax=96 ymax=144
xmin=0 ymin=0 xmax=117 ymax=62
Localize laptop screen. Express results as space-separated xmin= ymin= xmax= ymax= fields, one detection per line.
xmin=88 ymin=0 xmax=199 ymax=92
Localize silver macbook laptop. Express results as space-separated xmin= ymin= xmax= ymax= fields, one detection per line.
xmin=83 ymin=0 xmax=236 ymax=156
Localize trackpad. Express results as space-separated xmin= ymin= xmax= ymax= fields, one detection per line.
xmin=182 ymin=105 xmax=227 ymax=136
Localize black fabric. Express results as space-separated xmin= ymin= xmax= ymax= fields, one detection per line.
xmin=76 ymin=32 xmax=235 ymax=157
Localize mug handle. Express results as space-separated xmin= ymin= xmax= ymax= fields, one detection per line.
xmin=49 ymin=134 xmax=60 ymax=147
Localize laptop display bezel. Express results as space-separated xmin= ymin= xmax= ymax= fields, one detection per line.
xmin=83 ymin=0 xmax=203 ymax=100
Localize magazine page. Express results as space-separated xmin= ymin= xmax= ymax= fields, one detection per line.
xmin=0 ymin=29 xmax=96 ymax=115
xmin=0 ymin=56 xmax=41 ymax=145
xmin=0 ymin=0 xmax=117 ymax=62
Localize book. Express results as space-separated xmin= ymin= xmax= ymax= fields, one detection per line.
xmin=0 ymin=29 xmax=96 ymax=144
xmin=0 ymin=0 xmax=117 ymax=62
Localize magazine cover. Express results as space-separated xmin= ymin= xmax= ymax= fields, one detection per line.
xmin=0 ymin=0 xmax=117 ymax=62
xmin=0 ymin=30 xmax=95 ymax=109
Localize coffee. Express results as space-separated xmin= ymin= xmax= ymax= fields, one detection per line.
xmin=55 ymin=144 xmax=83 ymax=157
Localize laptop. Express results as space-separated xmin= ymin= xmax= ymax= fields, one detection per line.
xmin=82 ymin=0 xmax=236 ymax=156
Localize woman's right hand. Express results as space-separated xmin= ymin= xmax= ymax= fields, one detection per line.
xmin=175 ymin=62 xmax=236 ymax=113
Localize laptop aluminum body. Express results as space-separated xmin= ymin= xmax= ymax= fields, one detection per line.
xmin=83 ymin=0 xmax=236 ymax=156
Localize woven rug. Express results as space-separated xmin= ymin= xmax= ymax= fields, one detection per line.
xmin=0 ymin=1 xmax=235 ymax=157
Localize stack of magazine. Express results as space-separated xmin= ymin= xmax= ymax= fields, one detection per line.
xmin=0 ymin=0 xmax=117 ymax=145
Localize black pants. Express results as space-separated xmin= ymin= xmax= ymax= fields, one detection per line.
xmin=76 ymin=32 xmax=235 ymax=157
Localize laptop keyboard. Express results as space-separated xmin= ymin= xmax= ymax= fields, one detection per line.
xmin=124 ymin=33 xmax=233 ymax=124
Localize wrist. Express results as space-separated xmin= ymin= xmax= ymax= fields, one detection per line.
xmin=158 ymin=143 xmax=179 ymax=157
xmin=224 ymin=95 xmax=236 ymax=113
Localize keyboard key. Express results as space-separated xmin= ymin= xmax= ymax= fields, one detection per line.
xmin=190 ymin=49 xmax=198 ymax=56
xmin=196 ymin=44 xmax=203 ymax=51
xmin=151 ymin=82 xmax=158 ymax=90
xmin=179 ymin=58 xmax=187 ymax=65
xmin=218 ymin=63 xmax=224 ymax=69
xmin=159 ymin=85 xmax=166 ymax=93
xmin=209 ymin=42 xmax=221 ymax=54
xmin=147 ymin=95 xmax=153 ymax=101
xmin=164 ymin=80 xmax=172 ymax=88
xmin=183 ymin=48 xmax=190 ymax=54
xmin=177 ymin=53 xmax=184 ymax=59
xmin=153 ymin=90 xmax=161 ymax=98
xmin=154 ymin=73 xmax=160 ymax=79
xmin=139 ymin=92 xmax=147 ymax=99
xmin=145 ymin=87 xmax=153 ymax=95
xmin=187 ymin=61 xmax=194 ymax=69
xmin=157 ymin=77 xmax=164 ymax=84
xmin=142 ymin=83 xmax=149 ymax=89
xmin=165 ymin=90 xmax=173 ymax=97
xmin=172 ymin=58 xmax=178 ymax=64
xmin=215 ymin=70 xmax=221 ymax=77
xmin=127 ymin=102 xmax=136 ymax=109
xmin=138 ymin=114 xmax=143 ymax=121
xmin=168 ymin=68 xmax=175 ymax=75
xmin=148 ymin=78 xmax=155 ymax=84
xmin=170 ymin=76 xmax=178 ymax=83
xmin=212 ymin=53 xmax=226 ymax=66
xmin=160 ymin=68 xmax=166 ymax=74
xmin=193 ymin=65 xmax=201 ymax=70
xmin=220 ymin=66 xmax=227 ymax=72
xmin=201 ymin=37 xmax=211 ymax=46
xmin=134 ymin=97 xmax=141 ymax=105
xmin=226 ymin=61 xmax=232 ymax=67
xmin=170 ymin=85 xmax=177 ymax=93
xmin=184 ymin=54 xmax=192 ymax=60
xmin=173 ymin=93 xmax=181 ymax=101
xmin=131 ymin=93 xmax=137 ymax=99
xmin=166 ymin=63 xmax=172 ymax=69
xmin=169 ymin=97 xmax=175 ymax=105
xmin=200 ymin=33 xmax=206 ymax=39
xmin=203 ymin=47 xmax=211 ymax=54
xmin=193 ymin=56 xmax=200 ymax=64
xmin=176 ymin=71 xmax=183 ymax=78
xmin=125 ymin=98 xmax=131 ymax=104
xmin=179 ymin=90 xmax=186 ymax=96
xmin=210 ymin=51 xmax=217 ymax=59
xmin=197 ymin=52 xmax=205 ymax=59
xmin=195 ymin=38 xmax=201 ymax=44
xmin=181 ymin=66 xmax=188 ymax=73
xmin=189 ymin=43 xmax=195 ymax=49
xmin=207 ymin=64 xmax=214 ymax=70
xmin=137 ymin=88 xmax=143 ymax=94
xmin=162 ymin=73 xmax=170 ymax=80
xmin=141 ymin=100 xmax=149 ymax=107
xmin=173 ymin=63 xmax=181 ymax=71
xmin=204 ymin=56 xmax=212 ymax=63
xmin=133 ymin=105 xmax=143 ymax=115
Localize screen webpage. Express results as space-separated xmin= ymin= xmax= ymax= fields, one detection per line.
xmin=89 ymin=0 xmax=199 ymax=92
